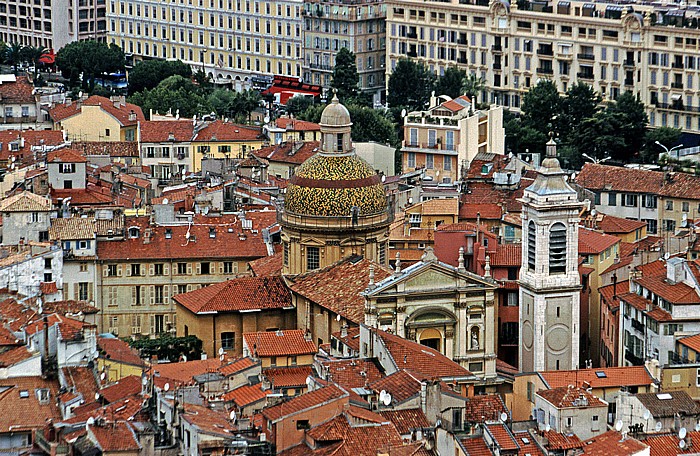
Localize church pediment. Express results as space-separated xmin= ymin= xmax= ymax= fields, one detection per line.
xmin=404 ymin=268 xmax=458 ymax=291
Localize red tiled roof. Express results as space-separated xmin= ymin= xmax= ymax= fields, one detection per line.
xmin=323 ymin=358 xmax=383 ymax=390
xmin=72 ymin=141 xmax=140 ymax=157
xmin=583 ymin=430 xmax=647 ymax=456
xmin=50 ymin=188 xmax=115 ymax=206
xmin=635 ymin=276 xmax=700 ymax=304
xmin=464 ymin=395 xmax=508 ymax=422
xmin=513 ymin=431 xmax=546 ymax=455
xmin=89 ymin=421 xmax=141 ymax=452
xmin=439 ymin=95 xmax=471 ymax=112
xmin=575 ymin=163 xmax=664 ymax=194
xmin=643 ymin=430 xmax=700 ymax=456
xmin=275 ymin=117 xmax=321 ymax=131
xmin=243 ymin=329 xmax=316 ymax=357
xmin=264 ymin=366 xmax=313 ymax=388
xmin=61 ymin=366 xmax=99 ymax=405
xmin=331 ymin=326 xmax=361 ymax=353
xmin=369 ymin=370 xmax=423 ymax=404
xmin=460 ymin=437 xmax=492 ymax=456
xmin=47 ymin=148 xmax=87 ymax=163
xmin=24 ymin=313 xmax=94 ymax=341
xmin=375 ymin=329 xmax=472 ymax=380
xmin=679 ymin=333 xmax=700 ymax=354
xmin=50 ymin=96 xmax=145 ymax=126
xmin=637 ymin=259 xmax=668 ymax=278
xmin=175 ymin=276 xmax=291 ymax=314
xmin=490 ymin=244 xmax=521 ymax=267
xmin=540 ymin=366 xmax=653 ymax=390
xmin=537 ymin=386 xmax=607 ymax=409
xmin=601 ymin=255 xmax=634 ymax=275
xmin=140 ymin=120 xmax=194 ymax=142
xmin=97 ymin=215 xmax=268 ymax=260
xmin=0 ymin=76 xmax=34 ymax=104
xmin=578 ymin=227 xmax=620 ymax=254
xmin=248 ymin=252 xmax=283 ymax=277
xmin=98 ymin=337 xmax=146 ymax=367
xmin=0 ymin=345 xmax=35 ymax=367
xmin=0 ymin=326 xmax=21 ymax=346
xmin=180 ymin=403 xmax=235 ymax=437
xmin=378 ymin=409 xmax=430 ymax=435
xmin=222 ymin=383 xmax=267 ymax=408
xmin=99 ymin=375 xmax=143 ymax=403
xmin=289 ymin=257 xmax=391 ymax=324
xmin=193 ymin=120 xmax=262 ymax=142
xmin=0 ymin=376 xmax=61 ymax=432
xmin=149 ymin=358 xmax=223 ymax=387
xmin=39 ymin=281 xmax=59 ymax=295
xmin=0 ymin=130 xmax=65 ymax=165
xmin=485 ymin=423 xmax=519 ymax=451
xmin=262 ymin=384 xmax=348 ymax=422
xmin=597 ymin=214 xmax=647 ymax=234
xmin=459 ymin=203 xmax=502 ymax=220
xmin=218 ymin=357 xmax=258 ymax=377
xmin=253 ymin=141 xmax=319 ymax=165
xmin=544 ymin=430 xmax=584 ymax=450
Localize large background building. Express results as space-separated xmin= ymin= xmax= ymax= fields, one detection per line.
xmin=386 ymin=0 xmax=700 ymax=133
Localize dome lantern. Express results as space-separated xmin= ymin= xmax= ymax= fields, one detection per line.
xmin=320 ymin=92 xmax=353 ymax=155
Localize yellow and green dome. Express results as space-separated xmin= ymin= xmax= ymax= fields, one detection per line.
xmin=284 ymin=154 xmax=387 ymax=217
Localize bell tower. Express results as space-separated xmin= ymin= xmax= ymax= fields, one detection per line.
xmin=519 ymin=136 xmax=584 ymax=372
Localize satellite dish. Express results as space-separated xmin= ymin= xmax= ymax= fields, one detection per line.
xmin=336 ymin=314 xmax=341 ymax=322
xmin=500 ymin=412 xmax=508 ymax=423
xmin=306 ymin=377 xmax=313 ymax=388
xmin=264 ymin=116 xmax=270 ymax=124
xmin=643 ymin=410 xmax=650 ymax=420
xmin=86 ymin=417 xmax=95 ymax=426
xmin=78 ymin=91 xmax=83 ymax=98
xmin=381 ymin=175 xmax=386 ymax=183
xmin=164 ymin=383 xmax=170 ymax=392
xmin=379 ymin=390 xmax=386 ymax=402
xmin=400 ymin=108 xmax=407 ymax=118
xmin=545 ymin=424 xmax=551 ymax=433
xmin=382 ymin=393 xmax=392 ymax=406
xmin=94 ymin=392 xmax=100 ymax=401
xmin=680 ymin=427 xmax=687 ymax=439
xmin=229 ymin=410 xmax=237 ymax=422
xmin=162 ymin=198 xmax=169 ymax=205
xmin=142 ymin=376 xmax=148 ymax=386
xmin=100 ymin=372 xmax=106 ymax=381
xmin=219 ymin=347 xmax=225 ymax=356
xmin=695 ymin=422 xmax=700 ymax=432
xmin=615 ymin=420 xmax=623 ymax=432
xmin=181 ymin=354 xmax=187 ymax=362
xmin=655 ymin=421 xmax=663 ymax=432
xmin=680 ymin=440 xmax=687 ymax=449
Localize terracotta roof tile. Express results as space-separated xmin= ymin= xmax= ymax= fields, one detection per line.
xmin=248 ymin=252 xmax=283 ymax=277
xmin=50 ymin=188 xmax=115 ymax=206
xmin=583 ymin=430 xmax=647 ymax=456
xmin=72 ymin=141 xmax=140 ymax=157
xmin=97 ymin=215 xmax=268 ymax=260
xmin=218 ymin=357 xmax=258 ymax=377
xmin=635 ymin=390 xmax=700 ymax=417
xmin=275 ymin=117 xmax=321 ymax=131
xmin=193 ymin=120 xmax=262 ymax=142
xmin=0 ymin=76 xmax=34 ymax=104
xmin=459 ymin=202 xmax=502 ymax=220
xmin=369 ymin=370 xmax=423 ymax=404
xmin=575 ymin=163 xmax=664 ymax=194
xmin=490 ymin=244 xmax=521 ymax=267
xmin=0 ymin=326 xmax=21 ymax=346
xmin=290 ymin=257 xmax=391 ymax=323
xmin=99 ymin=375 xmax=143 ymax=403
xmin=464 ymin=395 xmax=509 ymax=422
xmin=262 ymin=384 xmax=348 ymax=422
xmin=0 ymin=191 xmax=52 ymax=212
xmin=378 ymin=409 xmax=430 ymax=435
xmin=39 ymin=281 xmax=59 ymax=295
xmin=513 ymin=431 xmax=546 ymax=455
xmin=0 ymin=345 xmax=35 ymax=367
xmin=49 ymin=217 xmax=97 ymax=240
xmin=175 ymin=276 xmax=291 ymax=314
xmin=331 ymin=326 xmax=361 ymax=353
xmin=60 ymin=366 xmax=99 ymax=405
xmin=544 ymin=430 xmax=584 ymax=450
xmin=264 ymin=366 xmax=313 ymax=388
xmin=140 ymin=120 xmax=195 ymax=142
xmin=537 ymin=386 xmax=607 ymax=409
xmin=643 ymin=430 xmax=700 ymax=456
xmin=597 ymin=214 xmax=647 ymax=234
xmin=460 ymin=437 xmax=492 ymax=456
xmin=678 ymin=333 xmax=700 ymax=354
xmin=637 ymin=259 xmax=668 ymax=277
xmin=323 ymin=358 xmax=384 ymax=390
xmin=222 ymin=383 xmax=268 ymax=408
xmin=485 ymin=423 xmax=519 ymax=451
xmin=243 ymin=329 xmax=316 ymax=357
xmin=0 ymin=376 xmax=61 ymax=432
xmin=88 ymin=421 xmax=141 ymax=451
xmin=415 ymin=198 xmax=459 ymax=216
xmin=635 ymin=276 xmax=700 ymax=304
xmin=47 ymin=148 xmax=87 ymax=163
xmin=50 ymin=95 xmax=145 ymax=126
xmin=0 ymin=130 xmax=64 ymax=165
xmin=253 ymin=141 xmax=320 ymax=165
xmin=578 ymin=227 xmax=620 ymax=254
xmin=98 ymin=337 xmax=146 ymax=367
xmin=539 ymin=366 xmax=653 ymax=390
xmin=150 ymin=358 xmax=223 ymax=387
xmin=24 ymin=313 xmax=94 ymax=341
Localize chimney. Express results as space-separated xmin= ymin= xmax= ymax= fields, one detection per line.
xmin=612 ymin=273 xmax=618 ymax=299
xmin=458 ymin=246 xmax=466 ymax=272
xmin=42 ymin=315 xmax=49 ymax=374
xmin=128 ymin=110 xmax=137 ymax=122
xmin=340 ymin=324 xmax=348 ymax=338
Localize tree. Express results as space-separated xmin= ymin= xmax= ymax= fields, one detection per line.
xmin=4 ymin=43 xmax=24 ymax=74
xmin=560 ymin=82 xmax=601 ymax=141
xmin=387 ymin=58 xmax=436 ymax=111
xmin=641 ymin=127 xmax=682 ymax=163
xmin=299 ymin=103 xmax=398 ymax=147
xmin=56 ymin=41 xmax=125 ymax=91
xmin=435 ymin=67 xmax=467 ymax=99
xmin=128 ymin=59 xmax=192 ymax=94
xmin=460 ymin=73 xmax=486 ymax=104
xmin=128 ymin=75 xmax=210 ymax=119
xmin=607 ymin=91 xmax=648 ymax=158
xmin=285 ymin=96 xmax=314 ymax=117
xmin=128 ymin=334 xmax=203 ymax=363
xmin=331 ymin=48 xmax=369 ymax=106
xmin=21 ymin=46 xmax=48 ymax=79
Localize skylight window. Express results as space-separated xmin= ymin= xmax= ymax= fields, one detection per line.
xmin=657 ymin=393 xmax=673 ymax=400
xmin=595 ymin=371 xmax=607 ymax=378
xmin=19 ymin=390 xmax=29 ymax=398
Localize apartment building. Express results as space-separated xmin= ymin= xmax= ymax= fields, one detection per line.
xmin=401 ymin=93 xmax=504 ymax=182
xmin=0 ymin=0 xmax=106 ymax=50
xmin=302 ymin=0 xmax=386 ymax=103
xmin=386 ymin=0 xmax=700 ymax=132
xmin=105 ymin=0 xmax=303 ymax=88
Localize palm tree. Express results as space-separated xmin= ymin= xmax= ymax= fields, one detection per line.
xmin=461 ymin=73 xmax=486 ymax=104
xmin=4 ymin=43 xmax=24 ymax=74
xmin=22 ymin=46 xmax=48 ymax=79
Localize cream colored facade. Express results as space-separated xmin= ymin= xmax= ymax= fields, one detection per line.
xmin=302 ymin=0 xmax=387 ymax=103
xmin=55 ymin=105 xmax=138 ymax=142
xmin=106 ymin=0 xmax=303 ymax=88
xmin=402 ymin=95 xmax=504 ymax=183
xmin=191 ymin=138 xmax=266 ymax=172
xmin=386 ymin=0 xmax=700 ymax=132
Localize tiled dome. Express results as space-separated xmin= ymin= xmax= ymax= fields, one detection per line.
xmin=284 ymin=154 xmax=387 ymax=216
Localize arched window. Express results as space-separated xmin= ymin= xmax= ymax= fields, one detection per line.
xmin=527 ymin=221 xmax=536 ymax=271
xmin=549 ymin=222 xmax=567 ymax=273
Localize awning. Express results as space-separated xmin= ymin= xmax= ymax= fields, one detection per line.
xmin=557 ymin=1 xmax=570 ymax=5
xmin=583 ymin=3 xmax=595 ymax=8
xmin=666 ymin=9 xmax=686 ymax=16
xmin=606 ymin=5 xmax=623 ymax=11
xmin=671 ymin=93 xmax=683 ymax=101
xmin=558 ymin=43 xmax=573 ymax=47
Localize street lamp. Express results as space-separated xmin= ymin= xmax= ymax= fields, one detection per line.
xmin=581 ymin=153 xmax=611 ymax=165
xmin=655 ymin=141 xmax=684 ymax=160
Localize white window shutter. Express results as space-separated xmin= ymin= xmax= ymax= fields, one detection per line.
xmin=150 ymin=315 xmax=155 ymax=334
xmin=164 ymin=285 xmax=170 ymax=303
xmin=103 ymin=266 xmax=108 ymax=277
xmin=196 ymin=263 xmax=201 ymax=275
xmin=218 ymin=263 xmax=224 ymax=274
xmin=164 ymin=264 xmax=169 ymax=275
xmin=187 ymin=263 xmax=192 ymax=275
xmin=233 ymin=262 xmax=239 ymax=273
xmin=141 ymin=265 xmax=146 ymax=276
xmin=126 ymin=266 xmax=131 ymax=277
xmin=131 ymin=287 xmax=137 ymax=304
xmin=117 ymin=265 xmax=122 ymax=277
xmin=150 ymin=286 xmax=155 ymax=305
xmin=149 ymin=264 xmax=154 ymax=276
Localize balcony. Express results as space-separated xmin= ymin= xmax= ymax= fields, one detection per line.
xmin=493 ymin=63 xmax=502 ymax=70
xmin=577 ymin=53 xmax=595 ymax=61
xmin=405 ymin=116 xmax=459 ymax=127
xmin=457 ymin=57 xmax=468 ymax=64
xmin=537 ymin=49 xmax=553 ymax=56
xmin=672 ymin=62 xmax=684 ymax=69
xmin=631 ymin=318 xmax=644 ymax=333
xmin=577 ymin=72 xmax=594 ymax=80
xmin=407 ymin=50 xmax=417 ymax=58
xmin=556 ymin=52 xmax=573 ymax=60
xmin=672 ymin=82 xmax=684 ymax=89
xmin=407 ymin=31 xmax=417 ymax=39
xmin=308 ymin=62 xmax=333 ymax=71
xmin=623 ymin=59 xmax=635 ymax=67
xmin=492 ymin=44 xmax=502 ymax=52
xmin=280 ymin=207 xmax=394 ymax=232
xmin=537 ymin=67 xmax=553 ymax=75
xmin=403 ymin=141 xmax=457 ymax=153
xmin=625 ymin=350 xmax=644 ymax=366
xmin=35 ymin=430 xmax=69 ymax=456
xmin=625 ymin=79 xmax=634 ymax=86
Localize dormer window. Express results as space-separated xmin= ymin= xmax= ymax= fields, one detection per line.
xmin=128 ymin=227 xmax=140 ymax=238
xmin=209 ymin=227 xmax=216 ymax=238
xmin=165 ymin=229 xmax=172 ymax=239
